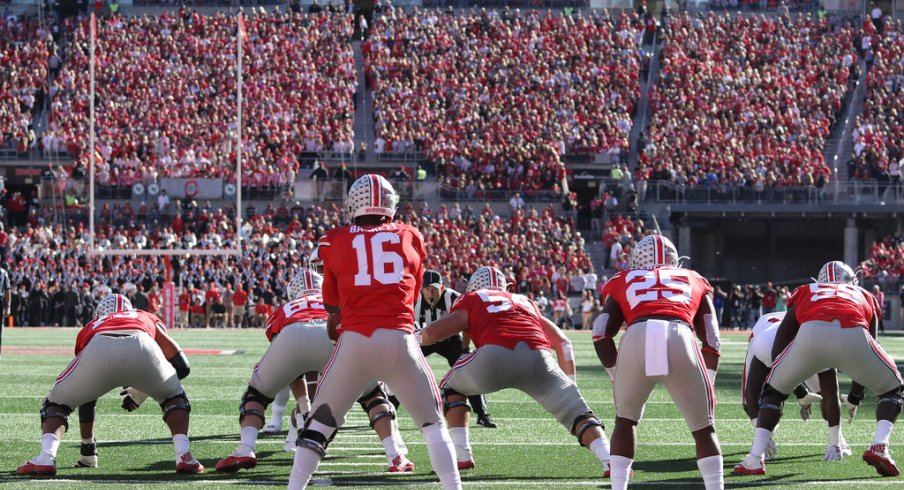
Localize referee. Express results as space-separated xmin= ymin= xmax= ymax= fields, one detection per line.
xmin=415 ymin=270 xmax=496 ymax=428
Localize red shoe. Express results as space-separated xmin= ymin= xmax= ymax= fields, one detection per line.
xmin=732 ymin=457 xmax=765 ymax=476
xmin=863 ymin=444 xmax=901 ymax=477
xmin=176 ymin=452 xmax=205 ymax=474
xmin=387 ymin=454 xmax=414 ymax=473
xmin=458 ymin=460 xmax=476 ymax=470
xmin=16 ymin=459 xmax=56 ymax=476
xmin=603 ymin=462 xmax=634 ymax=478
xmin=215 ymin=453 xmax=256 ymax=472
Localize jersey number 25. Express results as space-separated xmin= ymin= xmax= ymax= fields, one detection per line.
xmin=625 ymin=269 xmax=692 ymax=309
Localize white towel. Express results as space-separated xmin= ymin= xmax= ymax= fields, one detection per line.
xmin=644 ymin=319 xmax=669 ymax=377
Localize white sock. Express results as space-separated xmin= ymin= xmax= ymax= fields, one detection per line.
xmin=382 ymin=435 xmax=406 ymax=463
xmin=609 ymin=455 xmax=633 ymax=490
xmin=873 ymin=420 xmax=894 ymax=446
xmin=39 ymin=433 xmax=61 ymax=462
xmin=288 ymin=446 xmax=321 ymax=490
xmin=748 ymin=428 xmax=772 ymax=461
xmin=238 ymin=425 xmax=259 ymax=455
xmin=448 ymin=427 xmax=472 ymax=462
xmin=422 ymin=424 xmax=461 ymax=490
xmin=296 ymin=395 xmax=311 ymax=416
xmin=589 ymin=435 xmax=611 ymax=466
xmin=173 ymin=434 xmax=190 ymax=459
xmin=750 ymin=417 xmax=757 ymax=429
xmin=696 ymin=454 xmax=724 ymax=490
xmin=828 ymin=425 xmax=840 ymax=447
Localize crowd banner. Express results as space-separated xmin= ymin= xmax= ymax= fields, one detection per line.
xmin=160 ymin=178 xmax=224 ymax=199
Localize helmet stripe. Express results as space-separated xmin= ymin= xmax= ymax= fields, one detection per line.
xmin=370 ymin=175 xmax=381 ymax=208
xmin=655 ymin=235 xmax=664 ymax=265
xmin=829 ymin=263 xmax=836 ymax=282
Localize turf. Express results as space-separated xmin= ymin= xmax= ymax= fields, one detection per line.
xmin=1 ymin=327 xmax=903 ymax=489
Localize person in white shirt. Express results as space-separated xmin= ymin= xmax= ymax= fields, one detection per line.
xmin=582 ymin=269 xmax=598 ymax=297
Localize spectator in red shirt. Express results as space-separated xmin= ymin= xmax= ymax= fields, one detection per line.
xmin=232 ymin=284 xmax=247 ymax=328
xmin=253 ymin=297 xmax=271 ymax=328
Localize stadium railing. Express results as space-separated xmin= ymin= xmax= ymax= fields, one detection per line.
xmin=636 ymin=180 xmax=900 ymax=206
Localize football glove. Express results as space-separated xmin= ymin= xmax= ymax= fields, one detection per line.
xmin=798 ymin=392 xmax=823 ymax=421
xmin=120 ymin=387 xmax=148 ymax=412
xmin=841 ymin=394 xmax=860 ymax=423
xmin=823 ymin=445 xmax=844 ymax=462
xmin=605 ymin=366 xmax=616 ymax=382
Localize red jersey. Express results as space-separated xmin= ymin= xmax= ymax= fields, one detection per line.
xmin=603 ymin=267 xmax=713 ymax=326
xmin=75 ymin=310 xmax=163 ymax=355
xmin=451 ymin=290 xmax=551 ymax=351
xmin=264 ymin=292 xmax=329 ymax=342
xmin=319 ymin=222 xmax=425 ymax=336
xmin=233 ymin=289 xmax=247 ymax=306
xmin=788 ymin=283 xmax=878 ymax=329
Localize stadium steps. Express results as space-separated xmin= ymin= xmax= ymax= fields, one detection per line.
xmin=351 ymin=40 xmax=376 ymax=165
xmin=828 ymin=59 xmax=868 ymax=185
xmin=587 ymin=241 xmax=610 ymax=277
xmin=627 ymin=39 xmax=663 ymax=174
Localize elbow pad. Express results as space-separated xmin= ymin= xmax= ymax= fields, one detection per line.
xmin=168 ymin=351 xmax=191 ymax=380
xmin=703 ymin=314 xmax=720 ymax=351
xmin=560 ymin=339 xmax=575 ymax=362
xmin=591 ymin=313 xmax=610 ymax=341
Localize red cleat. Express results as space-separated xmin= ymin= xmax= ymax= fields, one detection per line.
xmin=457 ymin=460 xmax=476 ymax=470
xmin=732 ymin=458 xmax=765 ymax=476
xmin=16 ymin=459 xmax=56 ymax=476
xmin=863 ymin=444 xmax=901 ymax=477
xmin=603 ymin=462 xmax=634 ymax=478
xmin=215 ymin=454 xmax=257 ymax=473
xmin=175 ymin=452 xmax=205 ymax=474
xmin=387 ymin=454 xmax=414 ymax=473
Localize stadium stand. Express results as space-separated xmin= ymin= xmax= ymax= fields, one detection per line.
xmin=0 ymin=16 xmax=50 ymax=157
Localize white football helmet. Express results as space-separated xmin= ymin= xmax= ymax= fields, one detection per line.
xmin=347 ymin=174 xmax=399 ymax=219
xmin=467 ymin=266 xmax=507 ymax=292
xmin=307 ymin=246 xmax=323 ymax=274
xmin=288 ymin=268 xmax=323 ymax=299
xmin=95 ymin=294 xmax=134 ymax=319
xmin=630 ymin=234 xmax=680 ymax=269
xmin=817 ymin=261 xmax=858 ymax=286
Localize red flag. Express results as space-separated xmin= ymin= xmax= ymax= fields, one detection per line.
xmin=238 ymin=13 xmax=249 ymax=43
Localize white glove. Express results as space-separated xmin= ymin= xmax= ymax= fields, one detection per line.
xmin=567 ymin=372 xmax=577 ymax=383
xmin=414 ymin=332 xmax=424 ymax=346
xmin=840 ymin=394 xmax=860 ymax=423
xmin=823 ymin=445 xmax=844 ymax=462
xmin=706 ymin=368 xmax=717 ymax=386
xmin=605 ymin=366 xmax=616 ymax=382
xmin=764 ymin=435 xmax=778 ymax=461
xmin=120 ymin=387 xmax=148 ymax=412
xmin=798 ymin=392 xmax=823 ymax=421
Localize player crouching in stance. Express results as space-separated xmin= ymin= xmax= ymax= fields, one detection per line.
xmin=735 ymin=261 xmax=904 ymax=477
xmin=289 ymin=175 xmax=460 ymax=490
xmin=16 ymin=294 xmax=202 ymax=476
xmin=593 ymin=235 xmax=723 ymax=490
xmin=742 ymin=311 xmax=851 ymax=463
xmin=419 ymin=266 xmax=612 ymax=473
xmin=216 ymin=269 xmax=412 ymax=473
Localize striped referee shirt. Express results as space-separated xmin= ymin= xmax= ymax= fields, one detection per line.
xmin=414 ymin=287 xmax=461 ymax=332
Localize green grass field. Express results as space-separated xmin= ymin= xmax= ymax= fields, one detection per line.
xmin=1 ymin=327 xmax=903 ymax=489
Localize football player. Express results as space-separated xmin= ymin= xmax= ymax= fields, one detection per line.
xmin=289 ymin=175 xmax=461 ymax=490
xmin=743 ymin=310 xmax=851 ymax=462
xmin=216 ymin=269 xmax=412 ymax=473
xmin=593 ymin=234 xmax=723 ymax=490
xmin=735 ymin=261 xmax=903 ymax=477
xmin=420 ymin=266 xmax=612 ymax=474
xmin=16 ymin=294 xmax=202 ymax=476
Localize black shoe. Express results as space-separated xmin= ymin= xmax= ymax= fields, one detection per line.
xmin=476 ymin=414 xmax=497 ymax=428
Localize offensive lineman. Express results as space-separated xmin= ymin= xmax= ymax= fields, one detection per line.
xmin=16 ymin=294 xmax=203 ymax=475
xmin=215 ymin=269 xmax=412 ymax=473
xmin=735 ymin=261 xmax=904 ymax=477
xmin=289 ymin=174 xmax=461 ymax=490
xmin=593 ymin=234 xmax=723 ymax=490
xmin=420 ymin=266 xmax=612 ymax=473
xmin=742 ymin=310 xmax=850 ymax=462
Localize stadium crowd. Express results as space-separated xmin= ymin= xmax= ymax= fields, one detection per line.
xmin=41 ymin=9 xmax=356 ymax=187
xmin=364 ymin=8 xmax=643 ymax=191
xmin=0 ymin=15 xmax=50 ymax=153
xmin=638 ymin=13 xmax=856 ymax=191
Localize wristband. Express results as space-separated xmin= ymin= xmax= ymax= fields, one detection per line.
xmin=702 ymin=346 xmax=721 ymax=357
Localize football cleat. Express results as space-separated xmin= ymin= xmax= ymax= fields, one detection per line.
xmin=262 ymin=421 xmax=282 ymax=434
xmin=387 ymin=454 xmax=414 ymax=473
xmin=175 ymin=452 xmax=205 ymax=474
xmin=863 ymin=444 xmax=900 ymax=477
xmin=764 ymin=436 xmax=778 ymax=461
xmin=840 ymin=435 xmax=853 ymax=457
xmin=457 ymin=460 xmax=476 ymax=470
xmin=215 ymin=453 xmax=257 ymax=472
xmin=732 ymin=457 xmax=766 ymax=476
xmin=824 ymin=445 xmax=845 ymax=462
xmin=603 ymin=463 xmax=635 ymax=478
xmin=74 ymin=454 xmax=98 ymax=468
xmin=16 ymin=458 xmax=56 ymax=476
xmin=476 ymin=414 xmax=497 ymax=429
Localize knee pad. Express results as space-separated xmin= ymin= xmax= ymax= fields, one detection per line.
xmin=571 ymin=411 xmax=604 ymax=447
xmin=441 ymin=388 xmax=470 ymax=414
xmin=296 ymin=429 xmax=330 ymax=457
xmin=758 ymin=384 xmax=789 ymax=415
xmin=160 ymin=392 xmax=191 ymax=422
xmin=356 ymin=384 xmax=385 ymax=412
xmin=239 ymin=385 xmax=273 ymax=425
xmin=878 ymin=385 xmax=904 ymax=410
xmin=78 ymin=399 xmax=97 ymax=424
xmin=296 ymin=405 xmax=339 ymax=457
xmin=41 ymin=399 xmax=73 ymax=430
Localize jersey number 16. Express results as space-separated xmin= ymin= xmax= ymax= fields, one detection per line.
xmin=352 ymin=232 xmax=404 ymax=286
